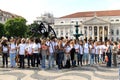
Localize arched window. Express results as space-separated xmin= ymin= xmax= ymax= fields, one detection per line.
xmin=116 ymin=37 xmax=119 ymax=41
xmin=116 ymin=30 xmax=119 ymax=35
xmin=111 ymin=29 xmax=114 ymax=35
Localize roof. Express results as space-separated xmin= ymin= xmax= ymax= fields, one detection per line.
xmin=60 ymin=10 xmax=120 ymax=18
xmin=0 ymin=9 xmax=21 ymax=18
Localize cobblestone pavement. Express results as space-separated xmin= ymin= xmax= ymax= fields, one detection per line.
xmin=0 ymin=56 xmax=119 ymax=80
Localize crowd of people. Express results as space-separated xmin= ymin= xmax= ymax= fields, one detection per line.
xmin=0 ymin=36 xmax=119 ymax=70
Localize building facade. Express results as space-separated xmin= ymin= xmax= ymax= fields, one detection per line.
xmin=54 ymin=10 xmax=120 ymax=41
xmin=0 ymin=9 xmax=20 ymax=24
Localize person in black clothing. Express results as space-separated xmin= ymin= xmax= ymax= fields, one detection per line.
xmin=106 ymin=41 xmax=112 ymax=67
xmin=1 ymin=39 xmax=9 ymax=68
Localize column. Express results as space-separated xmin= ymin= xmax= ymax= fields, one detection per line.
xmin=92 ymin=26 xmax=94 ymax=40
xmin=108 ymin=25 xmax=110 ymax=40
xmin=97 ymin=26 xmax=99 ymax=41
xmin=87 ymin=26 xmax=89 ymax=40
xmin=102 ymin=26 xmax=105 ymax=41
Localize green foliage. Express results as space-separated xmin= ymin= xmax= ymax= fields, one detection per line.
xmin=26 ymin=22 xmax=41 ymax=38
xmin=4 ymin=17 xmax=27 ymax=37
xmin=0 ymin=23 xmax=5 ymax=37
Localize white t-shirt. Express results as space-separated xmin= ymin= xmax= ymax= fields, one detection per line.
xmin=32 ymin=43 xmax=41 ymax=53
xmin=95 ymin=46 xmax=100 ymax=54
xmin=48 ymin=41 xmax=55 ymax=54
xmin=99 ymin=45 xmax=104 ymax=54
xmin=84 ymin=43 xmax=89 ymax=53
xmin=18 ymin=43 xmax=26 ymax=55
xmin=25 ymin=43 xmax=33 ymax=54
xmin=79 ymin=45 xmax=83 ymax=54
xmin=65 ymin=45 xmax=71 ymax=53
xmin=9 ymin=43 xmax=16 ymax=53
xmin=74 ymin=44 xmax=79 ymax=52
xmin=89 ymin=45 xmax=95 ymax=54
xmin=2 ymin=46 xmax=8 ymax=52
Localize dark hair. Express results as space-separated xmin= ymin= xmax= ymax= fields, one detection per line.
xmin=114 ymin=41 xmax=118 ymax=45
xmin=35 ymin=38 xmax=40 ymax=44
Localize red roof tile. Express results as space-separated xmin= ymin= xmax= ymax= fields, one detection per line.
xmin=60 ymin=10 xmax=120 ymax=18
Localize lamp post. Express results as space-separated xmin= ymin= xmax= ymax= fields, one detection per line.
xmin=73 ymin=21 xmax=83 ymax=40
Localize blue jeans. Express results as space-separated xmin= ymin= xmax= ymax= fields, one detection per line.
xmin=90 ymin=53 xmax=94 ymax=65
xmin=10 ymin=53 xmax=16 ymax=67
xmin=48 ymin=53 xmax=54 ymax=68
xmin=57 ymin=52 xmax=64 ymax=69
xmin=41 ymin=54 xmax=46 ymax=68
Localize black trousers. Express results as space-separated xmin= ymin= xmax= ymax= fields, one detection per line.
xmin=33 ymin=53 xmax=39 ymax=67
xmin=106 ymin=53 xmax=112 ymax=67
xmin=19 ymin=55 xmax=24 ymax=68
xmin=27 ymin=54 xmax=33 ymax=67
xmin=2 ymin=53 xmax=8 ymax=66
xmin=78 ymin=54 xmax=83 ymax=66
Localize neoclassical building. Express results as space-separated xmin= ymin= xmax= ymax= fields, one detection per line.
xmin=54 ymin=10 xmax=120 ymax=41
xmin=0 ymin=9 xmax=20 ymax=24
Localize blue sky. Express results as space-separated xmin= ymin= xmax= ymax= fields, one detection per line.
xmin=0 ymin=0 xmax=120 ymax=24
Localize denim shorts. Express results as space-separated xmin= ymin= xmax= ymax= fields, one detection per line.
xmin=83 ymin=53 xmax=89 ymax=61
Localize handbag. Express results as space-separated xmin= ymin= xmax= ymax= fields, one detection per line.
xmin=117 ymin=49 xmax=120 ymax=55
xmin=105 ymin=55 xmax=108 ymax=62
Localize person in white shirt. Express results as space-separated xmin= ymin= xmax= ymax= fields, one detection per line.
xmin=83 ymin=40 xmax=90 ymax=65
xmin=78 ymin=40 xmax=84 ymax=66
xmin=25 ymin=38 xmax=33 ymax=68
xmin=32 ymin=38 xmax=41 ymax=67
xmin=99 ymin=42 xmax=105 ymax=63
xmin=18 ymin=38 xmax=26 ymax=68
xmin=73 ymin=40 xmax=79 ymax=67
xmin=9 ymin=38 xmax=17 ymax=68
xmin=89 ymin=41 xmax=95 ymax=66
xmin=95 ymin=41 xmax=100 ymax=64
xmin=64 ymin=40 xmax=71 ymax=68
xmin=47 ymin=38 xmax=56 ymax=68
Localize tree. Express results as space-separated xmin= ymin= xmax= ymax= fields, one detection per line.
xmin=0 ymin=23 xmax=5 ymax=37
xmin=26 ymin=22 xmax=40 ymax=37
xmin=4 ymin=17 xmax=27 ymax=37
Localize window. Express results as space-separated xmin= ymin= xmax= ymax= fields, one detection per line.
xmin=84 ymin=26 xmax=87 ymax=35
xmin=71 ymin=21 xmax=74 ymax=23
xmin=116 ymin=19 xmax=119 ymax=22
xmin=116 ymin=37 xmax=119 ymax=41
xmin=56 ymin=30 xmax=58 ymax=35
xmin=66 ymin=32 xmax=68 ymax=35
xmin=94 ymin=26 xmax=97 ymax=36
xmin=116 ymin=30 xmax=119 ymax=35
xmin=61 ymin=31 xmax=63 ymax=35
xmin=111 ymin=29 xmax=114 ymax=35
xmin=61 ymin=21 xmax=64 ymax=23
xmin=0 ymin=16 xmax=2 ymax=21
xmin=111 ymin=37 xmax=114 ymax=41
xmin=110 ymin=20 xmax=114 ymax=22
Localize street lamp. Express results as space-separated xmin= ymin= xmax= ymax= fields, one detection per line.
xmin=73 ymin=21 xmax=83 ymax=40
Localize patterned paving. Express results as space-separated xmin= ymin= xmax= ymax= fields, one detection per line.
xmin=0 ymin=64 xmax=119 ymax=80
xmin=0 ymin=56 xmax=119 ymax=80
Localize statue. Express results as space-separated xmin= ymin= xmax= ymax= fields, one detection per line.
xmin=31 ymin=21 xmax=57 ymax=39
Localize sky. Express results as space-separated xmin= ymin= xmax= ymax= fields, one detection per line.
xmin=0 ymin=0 xmax=120 ymax=24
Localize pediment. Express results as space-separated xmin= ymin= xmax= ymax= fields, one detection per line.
xmin=83 ymin=17 xmax=109 ymax=25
